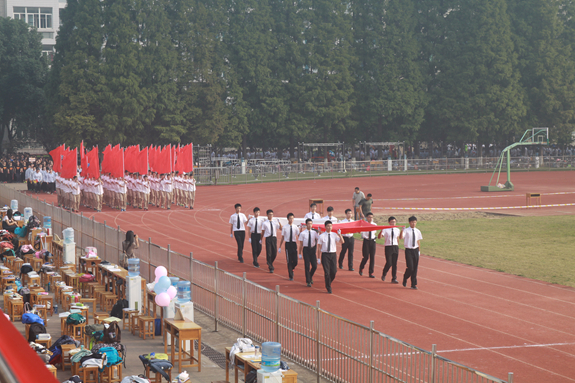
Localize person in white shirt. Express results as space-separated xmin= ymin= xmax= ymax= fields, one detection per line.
xmin=316 ymin=220 xmax=343 ymax=294
xmin=246 ymin=207 xmax=264 ymax=267
xmin=190 ymin=172 xmax=196 ymax=209
xmin=95 ymin=176 xmax=103 ymax=212
xmin=142 ymin=175 xmax=150 ymax=210
xmin=32 ymin=168 xmax=43 ymax=192
xmin=379 ymin=216 xmax=404 ymax=283
xmin=25 ymin=164 xmax=34 ymax=190
xmin=279 ymin=213 xmax=300 ymax=280
xmin=304 ymin=203 xmax=322 ymax=220
xmin=71 ymin=175 xmax=81 ymax=212
xmin=402 ymin=216 xmax=423 ymax=290
xmin=261 ymin=209 xmax=282 ymax=273
xmin=338 ymin=208 xmax=355 ymax=271
xmin=298 ymin=218 xmax=320 ymax=287
xmin=322 ymin=206 xmax=338 ymax=223
xmin=229 ymin=203 xmax=248 ymax=263
xmin=359 ymin=212 xmax=379 ymax=278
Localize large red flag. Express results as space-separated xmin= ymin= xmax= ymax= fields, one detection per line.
xmin=124 ymin=146 xmax=137 ymax=173
xmin=136 ymin=147 xmax=148 ymax=175
xmin=61 ymin=148 xmax=77 ymax=179
xmin=86 ymin=147 xmax=100 ymax=179
xmin=180 ymin=143 xmax=194 ymax=173
xmin=49 ymin=144 xmax=64 ymax=171
xmin=108 ymin=146 xmax=124 ymax=178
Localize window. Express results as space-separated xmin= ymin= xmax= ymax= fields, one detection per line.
xmin=13 ymin=7 xmax=52 ymax=29
xmin=41 ymin=32 xmax=54 ymax=39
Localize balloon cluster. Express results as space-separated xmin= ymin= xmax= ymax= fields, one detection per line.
xmin=153 ymin=266 xmax=177 ymax=307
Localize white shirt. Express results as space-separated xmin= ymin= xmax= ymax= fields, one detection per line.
xmin=361 ymin=221 xmax=378 ymax=240
xmin=323 ymin=215 xmax=338 ymax=223
xmin=261 ymin=219 xmax=281 ymax=238
xmin=32 ymin=171 xmax=43 ymax=182
xmin=339 ymin=218 xmax=354 ymax=237
xmin=403 ymin=227 xmax=423 ymax=249
xmin=304 ymin=212 xmax=322 ymax=220
xmin=298 ymin=229 xmax=319 ymax=248
xmin=229 ymin=213 xmax=248 ymax=231
xmin=382 ymin=227 xmax=401 ymax=246
xmin=247 ymin=216 xmax=265 ymax=234
xmin=281 ymin=224 xmax=300 ymax=243
xmin=318 ymin=232 xmax=340 ymax=253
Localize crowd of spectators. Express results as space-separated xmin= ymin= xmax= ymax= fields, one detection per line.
xmin=0 ymin=153 xmax=55 ymax=193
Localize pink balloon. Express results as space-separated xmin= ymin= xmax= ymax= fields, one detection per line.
xmin=155 ymin=266 xmax=168 ymax=278
xmin=155 ymin=292 xmax=171 ymax=307
xmin=166 ymin=286 xmax=177 ymax=299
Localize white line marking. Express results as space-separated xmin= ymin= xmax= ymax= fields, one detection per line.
xmin=438 ymin=342 xmax=575 ymax=353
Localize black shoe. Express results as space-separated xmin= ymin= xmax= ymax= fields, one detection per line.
xmin=402 ymin=280 xmax=407 ymax=287
xmin=348 ymin=268 xmax=354 ymax=271
xmin=338 ymin=264 xmax=343 ymax=269
xmin=391 ymin=279 xmax=398 ymax=284
xmin=239 ymin=259 xmax=244 ymax=263
xmin=254 ymin=263 xmax=259 ymax=268
xmin=307 ymin=283 xmax=311 ymax=287
xmin=310 ymin=279 xmax=314 ymax=285
xmin=411 ymin=286 xmax=418 ymax=290
xmin=269 ymin=268 xmax=273 ymax=273
xmin=359 ymin=270 xmax=363 ymax=276
xmin=369 ymin=275 xmax=375 ymax=278
xmin=327 ymin=288 xmax=332 ymax=294
xmin=381 ymin=275 xmax=386 ymax=282
xmin=289 ymin=277 xmax=293 ymax=281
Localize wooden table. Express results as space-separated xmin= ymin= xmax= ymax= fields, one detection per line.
xmin=98 ymin=264 xmax=129 ymax=299
xmin=79 ymin=257 xmax=102 ymax=276
xmin=224 ymin=347 xmax=297 ymax=383
xmin=51 ymin=240 xmax=64 ymax=267
xmin=163 ymin=319 xmax=202 ymax=373
xmin=308 ymin=198 xmax=324 ymax=216
xmin=526 ymin=193 xmax=542 ymax=206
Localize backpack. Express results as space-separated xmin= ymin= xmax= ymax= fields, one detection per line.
xmin=110 ymin=299 xmax=128 ymax=319
xmin=246 ymin=370 xmax=257 ymax=383
xmin=121 ymin=376 xmax=150 ymax=383
xmin=66 ymin=313 xmax=86 ymax=325
xmin=143 ymin=353 xmax=169 ymax=361
xmin=28 ymin=322 xmax=47 ymax=342
xmin=85 ymin=324 xmax=105 ymax=337
xmin=103 ymin=321 xmax=121 ymax=343
xmin=20 ymin=264 xmax=33 ymax=275
xmin=22 ymin=313 xmax=44 ymax=325
xmin=26 ymin=215 xmax=41 ymax=230
xmin=100 ymin=347 xmax=122 ymax=367
xmin=79 ymin=273 xmax=95 ymax=283
xmin=63 ymin=376 xmax=83 ymax=383
xmin=50 ymin=335 xmax=79 ymax=352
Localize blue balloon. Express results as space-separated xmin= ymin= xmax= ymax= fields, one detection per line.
xmin=154 ymin=276 xmax=171 ymax=294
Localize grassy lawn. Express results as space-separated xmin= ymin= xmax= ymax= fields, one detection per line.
xmin=355 ymin=216 xmax=575 ymax=287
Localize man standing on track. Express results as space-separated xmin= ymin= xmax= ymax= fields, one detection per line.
xmin=279 ymin=213 xmax=300 ymax=280
xmin=352 ymin=187 xmax=365 ymax=220
xmin=359 ymin=212 xmax=378 ymax=278
xmin=380 ymin=216 xmax=403 ymax=283
xmin=298 ymin=218 xmax=319 ymax=287
xmin=229 ymin=203 xmax=248 ymax=263
xmin=402 ymin=216 xmax=423 ymax=290
xmin=304 ymin=203 xmax=322 ymax=220
xmin=246 ymin=207 xmax=265 ymax=267
xmin=358 ymin=193 xmax=374 ymax=220
xmin=338 ymin=208 xmax=355 ymax=271
xmin=316 ymin=221 xmax=343 ymax=294
xmin=262 ymin=209 xmax=282 ymax=273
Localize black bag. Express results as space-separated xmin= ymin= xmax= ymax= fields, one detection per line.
xmin=20 ymin=264 xmax=33 ymax=275
xmin=26 ymin=215 xmax=41 ymax=230
xmin=110 ymin=299 xmax=128 ymax=319
xmin=28 ymin=322 xmax=47 ymax=342
xmin=246 ymin=370 xmax=257 ymax=383
xmin=19 ymin=287 xmax=31 ymax=304
xmin=103 ymin=321 xmax=121 ymax=343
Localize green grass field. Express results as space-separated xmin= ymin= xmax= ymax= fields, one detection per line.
xmin=355 ymin=215 xmax=575 ymax=287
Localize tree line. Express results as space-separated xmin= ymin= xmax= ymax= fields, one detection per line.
xmin=2 ymin=0 xmax=575 ymax=157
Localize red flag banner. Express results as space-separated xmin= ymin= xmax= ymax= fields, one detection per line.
xmin=49 ymin=144 xmax=64 ymax=171
xmin=181 ymin=143 xmax=194 ymax=173
xmin=86 ymin=147 xmax=100 ymax=179
xmin=136 ymin=147 xmax=148 ymax=175
xmin=309 ymin=220 xmax=405 ymax=234
xmin=61 ymin=148 xmax=77 ymax=179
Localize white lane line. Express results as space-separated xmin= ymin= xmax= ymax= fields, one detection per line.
xmin=439 ymin=342 xmax=575 ymax=353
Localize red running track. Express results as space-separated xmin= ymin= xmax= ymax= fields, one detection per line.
xmin=33 ymin=172 xmax=575 ymax=382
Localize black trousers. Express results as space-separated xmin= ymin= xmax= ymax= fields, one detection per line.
xmin=265 ymin=236 xmax=277 ymax=270
xmin=403 ymin=248 xmax=419 ymax=287
xmin=302 ymin=246 xmax=317 ymax=284
xmin=285 ymin=242 xmax=298 ymax=278
xmin=234 ymin=231 xmax=245 ymax=261
xmin=321 ymin=252 xmax=337 ymax=291
xmin=251 ymin=233 xmax=262 ymax=266
xmin=338 ymin=236 xmax=354 ymax=269
xmin=382 ymin=245 xmax=399 ymax=279
xmin=360 ymin=239 xmax=376 ymax=275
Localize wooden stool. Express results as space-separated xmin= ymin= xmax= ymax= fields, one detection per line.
xmin=28 ymin=275 xmax=41 ymax=287
xmin=31 ymin=258 xmax=43 ymax=271
xmin=131 ymin=312 xmax=141 ymax=336
xmin=89 ymin=284 xmax=105 ymax=301
xmin=48 ymin=274 xmax=62 ymax=286
xmin=80 ymin=297 xmax=97 ymax=320
xmin=122 ymin=309 xmax=138 ymax=330
xmin=36 ymin=337 xmax=52 ymax=348
xmin=25 ymin=323 xmax=32 ymax=341
xmin=102 ymin=293 xmax=117 ymax=312
xmin=101 ymin=364 xmax=122 ymax=383
xmin=2 ymin=276 xmax=15 ymax=292
xmin=81 ymin=365 xmax=99 ymax=383
xmin=145 ymin=364 xmax=172 ymax=382
xmin=61 ymin=343 xmax=76 ymax=371
xmin=526 ymin=192 xmax=542 ymax=206
xmin=67 ymin=322 xmax=86 ymax=340
xmin=38 ymin=295 xmax=54 ymax=316
xmin=60 ymin=316 xmax=69 ymax=335
xmin=95 ymin=313 xmax=110 ymax=324
xmin=10 ymin=300 xmax=23 ymax=321
xmin=46 ymin=364 xmax=57 ymax=378
xmin=138 ymin=316 xmax=155 ymax=340
xmin=34 ymin=305 xmax=47 ymax=323
xmin=13 ymin=259 xmax=23 ymax=274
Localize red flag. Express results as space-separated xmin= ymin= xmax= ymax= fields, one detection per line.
xmin=49 ymin=144 xmax=64 ymax=171
xmin=109 ymin=146 xmax=124 ymax=178
xmin=61 ymin=148 xmax=78 ymax=179
xmin=124 ymin=146 xmax=137 ymax=173
xmin=136 ymin=147 xmax=148 ymax=175
xmin=80 ymin=141 xmax=85 ymax=162
xmin=85 ymin=147 xmax=100 ymax=179
xmin=181 ymin=143 xmax=194 ymax=173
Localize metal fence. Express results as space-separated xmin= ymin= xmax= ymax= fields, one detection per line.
xmin=192 ymin=156 xmax=575 ymax=185
xmin=0 ymin=184 xmax=513 ymax=383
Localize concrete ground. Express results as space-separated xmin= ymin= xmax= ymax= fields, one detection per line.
xmin=0 ymin=268 xmax=324 ymax=383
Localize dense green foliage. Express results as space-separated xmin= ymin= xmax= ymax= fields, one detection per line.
xmin=15 ymin=0 xmax=575 ymax=151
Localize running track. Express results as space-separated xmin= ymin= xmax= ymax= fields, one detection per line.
xmin=36 ymin=172 xmax=575 ymax=382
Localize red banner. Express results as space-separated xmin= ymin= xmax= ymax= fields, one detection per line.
xmin=85 ymin=147 xmax=100 ymax=179
xmin=61 ymin=148 xmax=77 ymax=178
xmin=49 ymin=144 xmax=65 ymax=172
xmin=101 ymin=145 xmax=124 ymax=178
xmin=309 ymin=220 xmax=404 ymax=234
xmin=136 ymin=147 xmax=148 ymax=175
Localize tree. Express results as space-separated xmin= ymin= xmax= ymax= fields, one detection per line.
xmin=0 ymin=17 xmax=47 ymax=153
xmin=352 ymin=0 xmax=426 ymax=146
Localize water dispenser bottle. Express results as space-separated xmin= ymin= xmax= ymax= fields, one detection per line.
xmin=63 ymin=228 xmax=74 ymax=244
xmin=169 ymin=277 xmax=180 ymax=287
xmin=127 ymin=258 xmax=140 ymax=277
xmin=43 ymin=216 xmax=52 ymax=229
xmin=177 ymin=281 xmax=191 ymax=303
xmin=24 ymin=207 xmax=33 ymax=222
xmin=261 ymin=342 xmax=281 ymax=372
xmin=10 ymin=200 xmax=18 ymax=211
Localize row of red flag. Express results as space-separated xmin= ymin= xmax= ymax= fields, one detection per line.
xmin=49 ymin=143 xmax=194 ymax=179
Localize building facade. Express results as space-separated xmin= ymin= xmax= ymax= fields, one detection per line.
xmin=0 ymin=0 xmax=66 ymax=60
